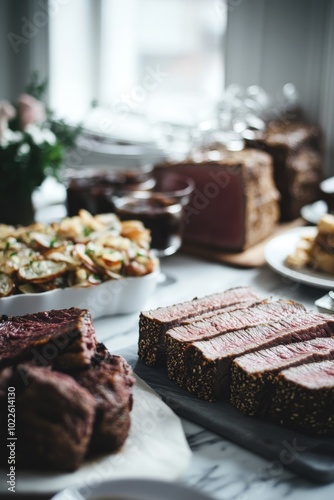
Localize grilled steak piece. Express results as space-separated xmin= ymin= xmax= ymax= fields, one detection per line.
xmin=74 ymin=343 xmax=135 ymax=454
xmin=0 ymin=308 xmax=96 ymax=370
xmin=166 ymin=300 xmax=305 ymax=392
xmin=269 ymin=360 xmax=334 ymax=436
xmin=167 ymin=312 xmax=334 ymax=402
xmin=138 ymin=286 xmax=261 ymax=366
xmin=0 ymin=363 xmax=96 ymax=471
xmin=231 ymin=336 xmax=334 ymax=415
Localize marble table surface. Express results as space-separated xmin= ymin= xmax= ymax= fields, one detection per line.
xmin=3 ymin=249 xmax=332 ymax=500
xmin=2 ymin=178 xmax=324 ymax=499
xmin=94 ymin=252 xmax=334 ymax=500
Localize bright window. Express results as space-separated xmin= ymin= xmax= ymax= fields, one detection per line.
xmin=49 ymin=0 xmax=226 ymax=135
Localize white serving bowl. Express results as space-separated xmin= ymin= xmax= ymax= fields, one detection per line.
xmin=51 ymin=478 xmax=212 ymax=500
xmin=0 ymin=270 xmax=160 ymax=319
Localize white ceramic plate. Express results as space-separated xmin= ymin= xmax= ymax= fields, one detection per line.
xmin=264 ymin=226 xmax=334 ymax=289
xmin=51 ymin=478 xmax=212 ymax=500
xmin=0 ymin=271 xmax=160 ymax=319
xmin=300 ymin=200 xmax=327 ymax=225
xmin=0 ymin=377 xmax=191 ymax=497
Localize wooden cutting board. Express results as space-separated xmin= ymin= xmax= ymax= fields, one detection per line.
xmin=181 ymin=218 xmax=305 ymax=268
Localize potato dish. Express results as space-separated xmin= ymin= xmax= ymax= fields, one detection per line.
xmin=285 ymin=214 xmax=334 ymax=274
xmin=0 ymin=209 xmax=159 ymax=297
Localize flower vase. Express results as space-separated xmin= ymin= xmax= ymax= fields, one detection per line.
xmin=0 ymin=192 xmax=35 ymax=226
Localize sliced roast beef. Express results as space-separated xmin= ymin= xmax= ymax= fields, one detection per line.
xmin=167 ymin=312 xmax=334 ymax=401
xmin=166 ymin=300 xmax=305 ymax=392
xmin=0 ymin=363 xmax=96 ymax=471
xmin=230 ymin=336 xmax=334 ymax=415
xmin=167 ymin=300 xmax=304 ymax=344
xmin=138 ymin=286 xmax=261 ymax=366
xmin=180 ymin=299 xmax=259 ymax=326
xmin=269 ymin=360 xmax=334 ymax=436
xmin=73 ymin=343 xmax=135 ymax=454
xmin=0 ymin=308 xmax=96 ymax=370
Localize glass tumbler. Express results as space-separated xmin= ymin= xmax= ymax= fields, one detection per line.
xmin=114 ymin=173 xmax=194 ymax=257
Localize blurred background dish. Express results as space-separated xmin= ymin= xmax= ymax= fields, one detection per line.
xmin=300 ymin=200 xmax=327 ymax=225
xmin=320 ymin=176 xmax=334 ymax=214
xmin=264 ymin=227 xmax=334 ymax=289
xmin=65 ymin=164 xmax=156 ymax=216
xmin=300 ymin=176 xmax=334 ymax=226
xmin=51 ymin=478 xmax=212 ymax=500
xmin=315 ymin=292 xmax=334 ymax=314
xmin=73 ymin=129 xmax=166 ymax=167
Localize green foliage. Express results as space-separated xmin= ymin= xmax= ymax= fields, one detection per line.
xmin=0 ymin=73 xmax=81 ymax=197
xmin=50 ymin=119 xmax=82 ymax=150
xmin=25 ymin=71 xmax=48 ymax=101
xmin=0 ymin=131 xmax=64 ymax=197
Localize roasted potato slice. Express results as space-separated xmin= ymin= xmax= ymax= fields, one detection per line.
xmin=67 ymin=267 xmax=101 ymax=287
xmin=0 ymin=272 xmax=15 ymax=297
xmin=121 ymin=220 xmax=151 ymax=245
xmin=18 ymin=283 xmax=43 ymax=294
xmin=0 ymin=248 xmax=40 ymax=276
xmin=95 ymin=213 xmax=122 ymax=233
xmin=74 ymin=244 xmax=101 ymax=274
xmin=88 ymin=273 xmax=103 ymax=284
xmin=14 ymin=223 xmax=52 ymax=244
xmin=95 ymin=234 xmax=131 ymax=251
xmin=124 ymin=261 xmax=150 ymax=276
xmin=57 ymin=216 xmax=86 ymax=241
xmin=0 ymin=237 xmax=24 ymax=251
xmin=0 ymin=224 xmax=14 ymax=239
xmin=44 ymin=244 xmax=79 ymax=268
xmin=27 ymin=232 xmax=62 ymax=251
xmin=38 ymin=275 xmax=69 ymax=291
xmin=57 ymin=209 xmax=107 ymax=242
xmin=18 ymin=260 xmax=67 ymax=284
xmin=78 ymin=209 xmax=106 ymax=229
xmin=90 ymin=249 xmax=124 ymax=273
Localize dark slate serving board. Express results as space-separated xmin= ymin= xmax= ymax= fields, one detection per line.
xmin=118 ymin=345 xmax=334 ymax=485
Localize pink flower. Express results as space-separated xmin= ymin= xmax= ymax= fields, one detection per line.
xmin=0 ymin=100 xmax=16 ymax=142
xmin=17 ymin=93 xmax=46 ymax=129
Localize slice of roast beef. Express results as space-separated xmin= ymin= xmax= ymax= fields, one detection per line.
xmin=0 ymin=308 xmax=96 ymax=370
xmin=138 ymin=286 xmax=261 ymax=366
xmin=230 ymin=336 xmax=334 ymax=415
xmin=73 ymin=343 xmax=135 ymax=454
xmin=166 ymin=299 xmax=305 ymax=393
xmin=180 ymin=299 xmax=260 ymax=325
xmin=168 ymin=300 xmax=305 ymax=344
xmin=269 ymin=360 xmax=334 ymax=436
xmin=0 ymin=363 xmax=96 ymax=471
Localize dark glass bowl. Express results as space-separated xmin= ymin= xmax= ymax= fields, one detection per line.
xmin=65 ymin=165 xmax=155 ymax=216
xmin=114 ymin=173 xmax=194 ymax=256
